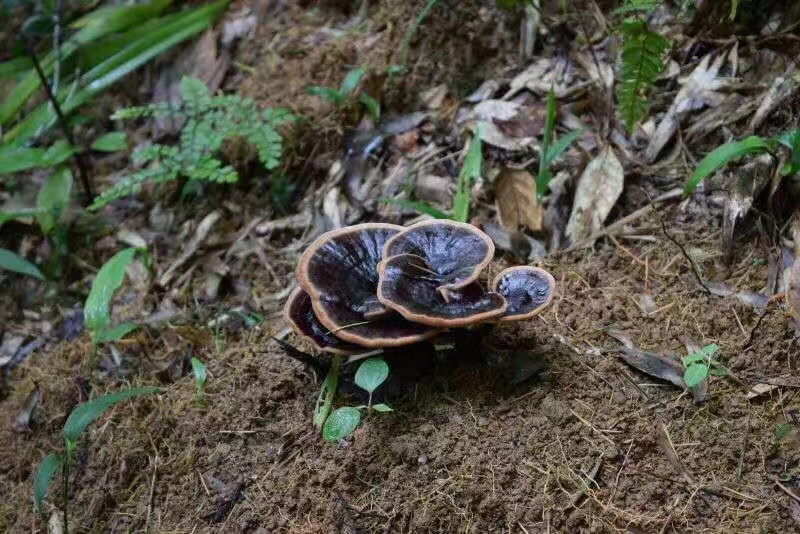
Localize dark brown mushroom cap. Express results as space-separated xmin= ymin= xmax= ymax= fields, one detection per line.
xmin=382 ymin=220 xmax=495 ymax=298
xmin=492 ymin=266 xmax=555 ymax=321
xmin=296 ymin=223 xmax=437 ymax=347
xmin=284 ymin=287 xmax=364 ymax=354
xmin=377 ymin=253 xmax=507 ymax=327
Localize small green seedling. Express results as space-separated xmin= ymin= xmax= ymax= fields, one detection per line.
xmin=322 ymin=357 xmax=393 ymax=442
xmin=33 ymin=387 xmax=158 ymax=526
xmin=682 ymin=343 xmax=725 ymax=388
xmin=381 ymin=128 xmax=483 ymax=222
xmin=191 ymin=357 xmax=207 ymax=404
xmin=84 ymin=247 xmax=144 ymax=347
xmin=307 ymin=67 xmax=379 ymax=121
xmin=536 ymin=89 xmax=582 ymax=199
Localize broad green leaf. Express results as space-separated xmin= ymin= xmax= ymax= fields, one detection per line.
xmin=94 ymin=323 xmax=139 ymax=343
xmin=0 ymin=0 xmax=172 ymax=126
xmin=0 ymin=141 xmax=74 ymax=174
xmin=84 ymin=247 xmax=139 ymax=337
xmin=322 ymin=406 xmax=361 ymax=442
xmin=777 ymin=129 xmax=800 ymax=177
xmin=340 ymin=67 xmax=365 ymax=95
xmin=33 ymin=453 xmax=63 ymax=514
xmin=0 ymin=248 xmax=44 ymax=280
xmin=683 ymin=364 xmax=708 ymax=388
xmin=378 ymin=198 xmax=448 ymax=219
xmin=682 ymin=353 xmax=708 ymax=365
xmin=453 ymin=128 xmax=482 ymax=223
xmin=0 ymin=57 xmax=32 ymax=80
xmin=684 ymin=136 xmax=769 ymax=196
xmin=372 ymin=403 xmax=393 ymax=413
xmin=4 ymin=0 xmax=227 ymax=145
xmin=36 ymin=168 xmax=73 ymax=235
xmin=91 ymin=132 xmax=127 ymax=152
xmin=191 ymin=357 xmax=207 ymax=390
xmin=354 ymin=358 xmax=389 ymax=394
xmin=63 ymin=387 xmax=158 ymax=445
xmin=0 ymin=208 xmax=41 ymax=226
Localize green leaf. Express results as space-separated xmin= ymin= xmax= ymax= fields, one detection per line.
xmin=306 ymin=86 xmax=344 ymax=106
xmin=94 ymin=322 xmax=139 ymax=343
xmin=777 ymin=128 xmax=800 ymax=177
xmin=180 ymin=75 xmax=210 ymax=104
xmin=708 ymin=367 xmax=727 ymax=377
xmin=682 ymin=353 xmax=708 ymax=365
xmin=0 ymin=248 xmax=44 ymax=280
xmin=378 ymin=198 xmax=449 ymax=219
xmin=546 ymin=129 xmax=582 ymax=166
xmin=0 ymin=0 xmax=172 ymax=127
xmin=91 ymin=132 xmax=127 ymax=152
xmin=453 ymin=128 xmax=482 ymax=223
xmin=63 ymin=387 xmax=158 ymax=445
xmin=322 ymin=406 xmax=361 ymax=442
xmin=776 ymin=423 xmax=792 ymax=441
xmin=359 ymin=93 xmax=380 ymax=122
xmin=684 ymin=137 xmax=770 ymax=196
xmin=33 ymin=453 xmax=63 ymax=514
xmin=4 ymin=1 xmax=227 ymax=145
xmin=0 ymin=57 xmax=32 ymax=80
xmin=36 ymin=168 xmax=73 ymax=235
xmin=84 ymin=248 xmax=139 ymax=338
xmin=537 ymin=89 xmax=556 ymax=199
xmin=354 ymin=358 xmax=389 ymax=394
xmin=683 ymin=364 xmax=708 ymax=388
xmin=617 ymin=19 xmax=669 ymax=133
xmin=340 ymin=67 xmax=365 ymax=95
xmin=0 ymin=140 xmax=74 ymax=174
xmin=372 ymin=403 xmax=393 ymax=413
xmin=191 ymin=357 xmax=207 ymax=394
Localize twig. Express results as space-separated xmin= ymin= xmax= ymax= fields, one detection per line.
xmin=774 ymin=477 xmax=800 ymax=504
xmin=24 ymin=40 xmax=94 ymax=205
xmin=653 ymin=202 xmax=711 ymax=294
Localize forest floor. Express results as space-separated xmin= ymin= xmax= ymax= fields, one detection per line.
xmin=2 ymin=1 xmax=800 ymax=532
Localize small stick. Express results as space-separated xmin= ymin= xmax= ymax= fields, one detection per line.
xmin=654 ymin=202 xmax=711 ymax=294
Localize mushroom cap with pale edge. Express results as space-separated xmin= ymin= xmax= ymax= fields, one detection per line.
xmin=377 ymin=253 xmax=507 ymax=327
xmin=492 ymin=266 xmax=555 ymax=321
xmin=283 ymin=287 xmax=364 ymax=354
xmin=296 ymin=223 xmax=437 ymax=348
xmin=382 ymin=219 xmax=494 ymax=296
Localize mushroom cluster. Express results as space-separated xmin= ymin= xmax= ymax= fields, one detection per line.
xmin=284 ymin=220 xmax=555 ymax=354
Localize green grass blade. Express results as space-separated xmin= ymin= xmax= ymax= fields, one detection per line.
xmin=684 ymin=136 xmax=769 ymax=196
xmin=91 ymin=132 xmax=127 ymax=152
xmin=4 ymin=0 xmax=227 ymax=145
xmin=36 ymin=167 xmax=73 ymax=235
xmin=33 ymin=453 xmax=63 ymax=514
xmin=313 ymin=356 xmax=341 ymax=429
xmin=84 ymin=247 xmax=139 ymax=336
xmin=545 ymin=129 xmax=582 ymax=166
xmin=0 ymin=57 xmax=32 ymax=80
xmin=0 ymin=141 xmax=74 ymax=174
xmin=0 ymin=0 xmax=172 ymax=126
xmin=63 ymin=387 xmax=159 ymax=445
xmin=452 ymin=129 xmax=483 ymax=223
xmin=0 ymin=248 xmax=45 ymax=280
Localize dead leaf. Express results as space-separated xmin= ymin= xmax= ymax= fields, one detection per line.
xmin=494 ymin=168 xmax=541 ymax=232
xmin=420 ymin=85 xmax=448 ymax=110
xmin=646 ymin=54 xmax=728 ymax=163
xmin=503 ymin=58 xmax=572 ymax=99
xmin=481 ymin=222 xmax=545 ymax=261
xmin=747 ymin=64 xmax=800 ymax=133
xmin=747 ymin=383 xmax=780 ymax=400
xmin=465 ymin=100 xmax=540 ymax=151
xmin=159 ymin=210 xmax=222 ymax=287
xmin=466 ymin=80 xmax=500 ymax=103
xmin=12 ymin=383 xmax=39 ymax=432
xmin=722 ymin=154 xmax=774 ymax=264
xmin=566 ymin=146 xmax=624 ymax=244
xmin=787 ymin=215 xmax=800 ymax=336
xmin=617 ymin=346 xmax=686 ymax=390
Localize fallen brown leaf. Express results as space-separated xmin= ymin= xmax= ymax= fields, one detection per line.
xmin=494 ymin=168 xmax=541 ymax=232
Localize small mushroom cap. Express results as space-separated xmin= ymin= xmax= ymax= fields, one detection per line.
xmin=492 ymin=266 xmax=555 ymax=321
xmin=377 ymin=253 xmax=507 ymax=327
xmin=284 ymin=287 xmax=364 ymax=354
xmin=382 ymin=220 xmax=494 ymax=296
xmin=296 ymin=223 xmax=437 ymax=347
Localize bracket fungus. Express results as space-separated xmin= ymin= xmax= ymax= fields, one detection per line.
xmin=284 ymin=220 xmax=556 ymax=354
xmin=295 ymin=223 xmax=436 ymax=348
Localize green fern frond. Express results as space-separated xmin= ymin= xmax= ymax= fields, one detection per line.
xmin=91 ymin=76 xmax=293 ymax=210
xmin=617 ymin=19 xmax=669 ymax=134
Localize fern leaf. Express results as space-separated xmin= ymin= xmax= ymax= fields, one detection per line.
xmin=617 ymin=19 xmax=669 ymax=133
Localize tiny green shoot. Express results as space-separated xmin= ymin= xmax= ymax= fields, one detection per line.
xmin=191 ymin=357 xmax=207 ymax=404
xmin=536 ymin=89 xmax=581 ymax=199
xmin=682 ymin=343 xmax=724 ymax=388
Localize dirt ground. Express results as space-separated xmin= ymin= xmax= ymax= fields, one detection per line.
xmin=2 ymin=1 xmax=800 ymax=532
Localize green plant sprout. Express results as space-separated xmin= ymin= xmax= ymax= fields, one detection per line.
xmin=89 ymin=76 xmax=292 ymax=209
xmin=307 ymin=67 xmax=380 ymax=121
xmin=682 ymin=343 xmax=725 ymax=388
xmin=321 ymin=357 xmax=393 ymax=442
xmin=381 ymin=128 xmax=483 ymax=222
xmin=191 ymin=357 xmax=208 ymax=404
xmin=84 ymin=247 xmax=145 ymax=347
xmin=537 ymin=89 xmax=582 ymax=199
xmin=32 ymin=387 xmax=158 ymax=531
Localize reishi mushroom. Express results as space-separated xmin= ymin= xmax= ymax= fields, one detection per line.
xmin=284 ymin=220 xmax=556 ymax=354
xmin=295 ymin=223 xmax=436 ymax=348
